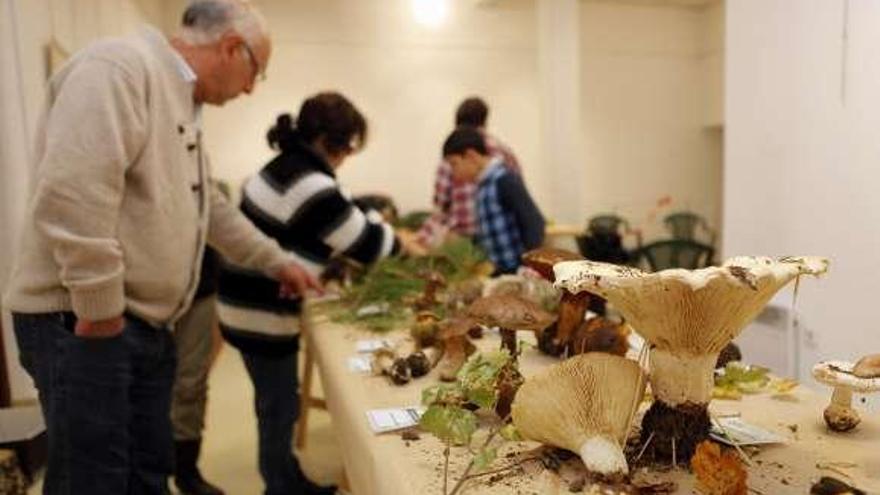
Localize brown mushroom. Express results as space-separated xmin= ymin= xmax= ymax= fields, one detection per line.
xmin=522 ymin=248 xmax=594 ymax=356
xmin=568 ymin=316 xmax=630 ymax=357
xmin=853 ymin=354 xmax=880 ymax=378
xmin=464 ymin=294 xmax=556 ymax=357
xmin=414 ymin=270 xmax=447 ymax=310
xmin=436 ymin=317 xmax=478 ymax=381
xmin=410 ymin=311 xmax=441 ymax=348
xmin=372 ymin=348 xmax=412 ymax=385
xmin=406 ymin=347 xmax=443 ymax=378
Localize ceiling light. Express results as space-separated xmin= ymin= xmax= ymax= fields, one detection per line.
xmin=412 ymin=0 xmax=449 ymax=29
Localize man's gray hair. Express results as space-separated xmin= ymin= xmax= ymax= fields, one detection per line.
xmin=179 ymin=0 xmax=268 ymax=46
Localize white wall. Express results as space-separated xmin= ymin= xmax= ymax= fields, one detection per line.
xmin=579 ymin=1 xmax=722 ymax=240
xmin=725 ymin=0 xmax=880 ymax=401
xmin=198 ymin=0 xmax=541 ymax=217
xmin=0 ymin=0 xmax=165 ymax=403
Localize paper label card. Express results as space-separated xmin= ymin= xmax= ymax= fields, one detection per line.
xmin=356 ymin=339 xmax=393 ymax=353
xmin=347 ymin=356 xmax=373 ymax=374
xmin=710 ymin=417 xmax=788 ymax=446
xmin=366 ymin=407 xmax=426 ymax=434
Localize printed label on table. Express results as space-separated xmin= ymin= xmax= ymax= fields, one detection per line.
xmin=710 ymin=417 xmax=787 ymax=446
xmin=366 ymin=407 xmax=426 ymax=434
xmin=347 ymin=356 xmax=373 ymax=374
xmin=355 ymin=339 xmax=393 ymax=353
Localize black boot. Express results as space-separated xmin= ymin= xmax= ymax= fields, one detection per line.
xmin=174 ymin=439 xmax=225 ymax=495
xmin=291 ymin=457 xmax=337 ymax=495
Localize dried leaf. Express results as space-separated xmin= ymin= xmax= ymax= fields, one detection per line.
xmin=691 ymin=441 xmax=748 ymax=495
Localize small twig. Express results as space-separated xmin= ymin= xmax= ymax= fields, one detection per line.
xmin=448 ymin=420 xmax=506 ymax=495
xmin=443 ymin=442 xmax=451 ymax=495
xmin=748 ymin=487 xmax=767 ymax=495
xmin=816 ymin=462 xmax=855 ymax=480
xmin=635 ymin=431 xmax=655 ymax=464
xmin=671 ymin=437 xmax=677 ymax=467
xmin=460 ymin=456 xmax=541 ymax=483
xmin=711 ymin=416 xmax=754 ymax=467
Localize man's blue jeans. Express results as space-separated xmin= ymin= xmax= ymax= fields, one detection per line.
xmin=240 ymin=350 xmax=304 ymax=495
xmin=13 ymin=312 xmax=176 ymax=495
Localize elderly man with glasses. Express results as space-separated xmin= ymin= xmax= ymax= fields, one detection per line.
xmin=4 ymin=2 xmax=320 ymax=494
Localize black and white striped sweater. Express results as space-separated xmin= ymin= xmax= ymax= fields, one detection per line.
xmin=218 ymin=133 xmax=399 ymax=356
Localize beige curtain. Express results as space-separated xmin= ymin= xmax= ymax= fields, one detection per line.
xmin=0 ymin=0 xmax=38 ymax=403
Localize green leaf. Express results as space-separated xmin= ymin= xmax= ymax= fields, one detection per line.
xmin=421 ymin=384 xmax=465 ymax=406
xmin=473 ymin=447 xmax=498 ymax=471
xmin=419 ymin=405 xmax=478 ymax=445
xmin=499 ymin=424 xmax=522 ymax=442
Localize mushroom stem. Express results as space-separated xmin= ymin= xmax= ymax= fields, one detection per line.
xmin=830 ymin=386 xmax=853 ymax=408
xmin=500 ymin=328 xmax=517 ymax=357
xmin=649 ymin=349 xmax=717 ymax=406
xmin=824 ymin=386 xmax=860 ymax=432
xmin=577 ymin=436 xmax=628 ymax=480
xmin=555 ymin=291 xmax=590 ymax=345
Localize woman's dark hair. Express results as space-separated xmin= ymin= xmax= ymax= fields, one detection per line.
xmin=442 ymin=126 xmax=488 ymax=158
xmin=455 ymin=97 xmax=489 ymax=127
xmin=267 ymin=92 xmax=368 ymax=155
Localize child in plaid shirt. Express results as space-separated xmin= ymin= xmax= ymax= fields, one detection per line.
xmin=418 ymin=97 xmax=522 ymax=246
xmin=442 ymin=127 xmax=545 ymax=273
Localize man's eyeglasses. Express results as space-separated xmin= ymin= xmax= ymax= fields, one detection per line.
xmin=240 ymin=40 xmax=266 ymax=83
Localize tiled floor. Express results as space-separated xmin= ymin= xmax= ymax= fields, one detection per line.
xmin=28 ymin=343 xmax=344 ymax=494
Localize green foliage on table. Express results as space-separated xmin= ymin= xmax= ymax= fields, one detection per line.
xmin=713 ymin=362 xmax=771 ymax=399
xmin=419 ymin=405 xmax=478 ymax=446
xmin=319 ymin=237 xmax=489 ymax=332
xmin=419 ymin=350 xmax=517 ymax=446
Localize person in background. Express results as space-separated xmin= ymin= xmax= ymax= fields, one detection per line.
xmin=442 ymin=126 xmax=545 ymax=274
xmin=418 ymin=96 xmax=522 ymax=246
xmin=171 ymin=244 xmax=223 ymax=495
xmin=3 ymin=2 xmax=321 ymax=493
xmin=217 ymin=92 xmax=422 ymax=495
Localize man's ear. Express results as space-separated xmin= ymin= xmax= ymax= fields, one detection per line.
xmin=219 ymin=32 xmax=243 ymax=61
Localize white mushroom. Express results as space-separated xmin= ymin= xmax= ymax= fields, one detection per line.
xmin=511 ymin=353 xmax=646 ymax=481
xmin=812 ymin=360 xmax=880 ymax=432
xmin=553 ymin=256 xmax=829 ymax=462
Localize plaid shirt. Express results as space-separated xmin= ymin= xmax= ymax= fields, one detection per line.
xmin=476 ymin=159 xmax=524 ymax=273
xmin=418 ymin=133 xmax=520 ymax=245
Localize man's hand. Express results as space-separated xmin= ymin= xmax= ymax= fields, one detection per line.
xmin=276 ymin=262 xmax=324 ymax=299
xmin=74 ymin=315 xmax=125 ymax=338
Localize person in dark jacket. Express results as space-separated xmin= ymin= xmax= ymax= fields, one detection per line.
xmin=442 ymin=126 xmax=545 ymax=274
xmin=217 ymin=92 xmax=420 ymax=495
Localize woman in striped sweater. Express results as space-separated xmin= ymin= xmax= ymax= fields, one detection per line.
xmin=217 ymin=92 xmax=412 ymax=495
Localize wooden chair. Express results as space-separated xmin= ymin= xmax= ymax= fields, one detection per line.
xmin=663 ymin=211 xmax=717 ymax=246
xmin=634 ymin=239 xmax=715 ymax=272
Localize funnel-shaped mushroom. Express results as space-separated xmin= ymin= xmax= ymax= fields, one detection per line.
xmin=511 ymin=353 xmax=646 ymax=480
xmin=464 ymin=295 xmax=556 ymax=357
xmin=522 ymin=248 xmax=592 ymax=356
xmin=554 ymin=256 xmax=829 ymax=462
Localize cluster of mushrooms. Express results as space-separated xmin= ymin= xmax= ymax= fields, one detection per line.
xmin=508 ymin=255 xmax=830 ymax=482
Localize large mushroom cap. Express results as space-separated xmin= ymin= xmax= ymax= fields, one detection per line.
xmin=553 ymin=256 xmax=829 ymax=355
xmin=812 ymin=361 xmax=880 ymax=393
xmin=511 ymin=353 xmax=646 ymax=477
xmin=522 ymin=247 xmax=583 ymax=281
xmin=464 ymin=294 xmax=556 ymax=332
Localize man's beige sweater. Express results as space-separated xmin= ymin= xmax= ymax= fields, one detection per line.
xmin=4 ymin=27 xmax=292 ymax=327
